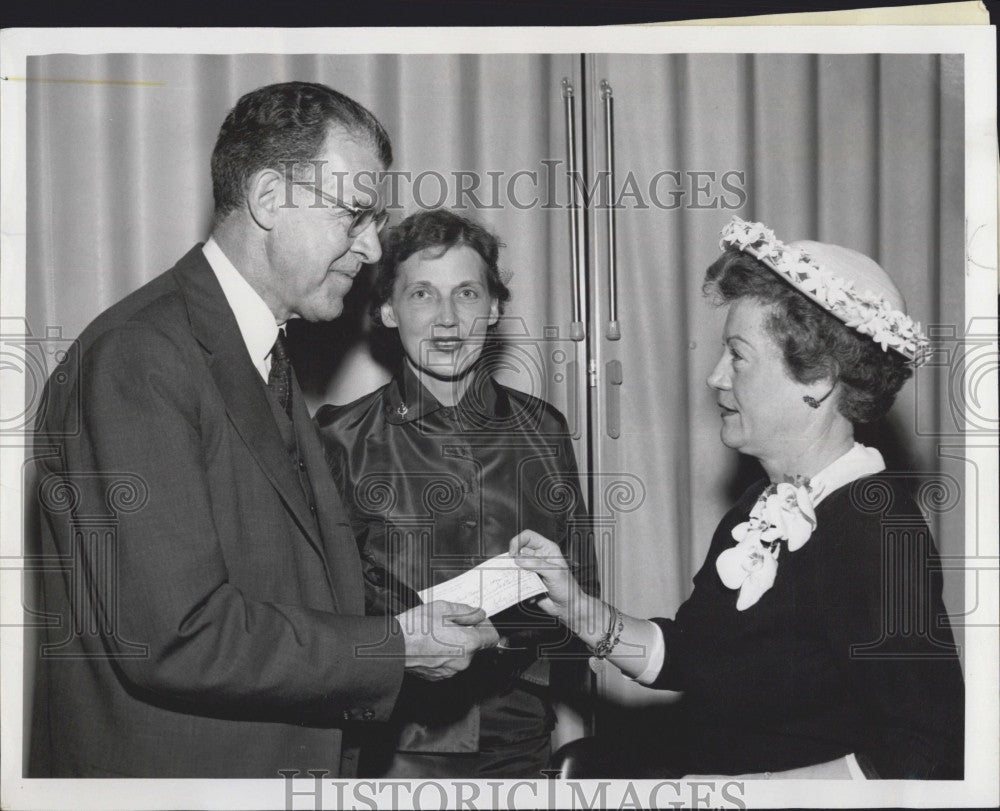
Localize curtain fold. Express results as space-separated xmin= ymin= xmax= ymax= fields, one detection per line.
xmin=25 ymin=52 xmax=964 ymax=729
xmin=589 ymin=53 xmax=964 ymax=713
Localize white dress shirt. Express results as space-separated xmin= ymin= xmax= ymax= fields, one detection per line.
xmin=202 ymin=238 xmax=280 ymax=381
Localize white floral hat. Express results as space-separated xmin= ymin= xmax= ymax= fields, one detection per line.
xmin=720 ymin=217 xmax=930 ymax=365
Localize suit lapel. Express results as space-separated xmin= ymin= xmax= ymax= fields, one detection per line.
xmin=171 ymin=247 xmax=330 ymax=571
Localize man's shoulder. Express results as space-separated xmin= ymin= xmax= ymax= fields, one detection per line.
xmin=39 ymin=247 xmax=211 ymax=436
xmin=77 ymin=245 xmax=205 ymax=353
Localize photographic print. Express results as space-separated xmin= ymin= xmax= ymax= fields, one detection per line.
xmin=1 ymin=21 xmax=996 ymax=810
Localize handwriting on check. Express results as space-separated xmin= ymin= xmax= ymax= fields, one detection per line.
xmin=414 ymin=553 xmax=547 ymax=617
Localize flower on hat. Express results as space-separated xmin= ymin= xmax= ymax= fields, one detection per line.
xmin=757 ymin=235 xmax=782 ymax=261
xmin=716 ymin=477 xmax=816 ymax=610
xmin=720 ymin=217 xmax=931 ymax=365
xmin=726 ymin=220 xmax=767 ymax=249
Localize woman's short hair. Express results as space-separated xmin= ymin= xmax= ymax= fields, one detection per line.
xmin=703 ymin=248 xmax=912 ymax=424
xmin=370 ymin=209 xmax=511 ymax=326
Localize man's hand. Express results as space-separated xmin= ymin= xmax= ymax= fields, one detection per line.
xmin=398 ymin=600 xmax=499 ymax=681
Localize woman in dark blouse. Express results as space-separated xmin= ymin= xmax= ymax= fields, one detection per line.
xmin=512 ymin=218 xmax=964 ymax=780
xmin=317 ymin=209 xmax=597 ymax=779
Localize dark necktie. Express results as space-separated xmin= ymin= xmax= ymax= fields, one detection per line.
xmin=268 ymin=330 xmax=292 ymax=419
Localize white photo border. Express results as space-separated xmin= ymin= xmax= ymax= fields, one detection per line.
xmin=1 ymin=24 xmax=996 ymax=811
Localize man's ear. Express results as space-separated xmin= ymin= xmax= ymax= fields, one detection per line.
xmin=246 ymin=168 xmax=284 ymax=230
xmin=488 ymin=298 xmax=500 ymax=326
xmin=380 ymin=301 xmax=399 ymax=328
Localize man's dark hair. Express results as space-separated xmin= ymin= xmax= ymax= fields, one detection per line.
xmin=210 ymin=81 xmax=392 ymax=224
xmin=703 ymin=248 xmax=913 ymax=424
xmin=370 ymin=209 xmax=511 ymax=326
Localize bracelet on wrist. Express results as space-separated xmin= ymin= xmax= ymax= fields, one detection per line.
xmin=592 ymin=604 xmax=624 ymax=659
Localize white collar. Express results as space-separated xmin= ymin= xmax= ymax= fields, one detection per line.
xmin=202 ymin=238 xmax=279 ymax=380
xmin=808 ymin=442 xmax=886 ymax=507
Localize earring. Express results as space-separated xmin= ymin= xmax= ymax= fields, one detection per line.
xmin=803 ymin=387 xmax=835 ymax=409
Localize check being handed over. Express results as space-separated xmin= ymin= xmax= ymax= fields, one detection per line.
xmin=404 ymin=553 xmax=547 ymax=617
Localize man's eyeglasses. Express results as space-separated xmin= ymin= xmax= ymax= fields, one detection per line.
xmin=302 ymin=183 xmax=388 ymax=238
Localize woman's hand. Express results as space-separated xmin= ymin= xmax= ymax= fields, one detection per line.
xmin=511 ymin=530 xmax=665 ymax=681
xmin=509 ymin=529 xmax=583 ymax=623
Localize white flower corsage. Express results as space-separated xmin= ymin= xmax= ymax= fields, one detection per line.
xmin=716 ymin=477 xmax=816 ymax=610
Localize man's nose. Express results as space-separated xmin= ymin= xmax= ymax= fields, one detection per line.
xmin=351 ymin=222 xmax=382 ymax=264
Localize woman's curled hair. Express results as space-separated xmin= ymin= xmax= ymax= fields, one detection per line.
xmin=703 ymin=249 xmax=912 ymax=424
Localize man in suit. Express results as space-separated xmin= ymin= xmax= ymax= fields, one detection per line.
xmin=29 ymin=81 xmax=497 ymax=778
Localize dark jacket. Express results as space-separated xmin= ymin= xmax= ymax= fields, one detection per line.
xmin=316 ymin=363 xmax=597 ymax=754
xmin=651 ymin=475 xmax=965 ymax=779
xmin=29 ymin=245 xmax=405 ymax=778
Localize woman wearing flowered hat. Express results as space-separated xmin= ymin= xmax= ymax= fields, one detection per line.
xmin=512 ymin=218 xmax=964 ymax=780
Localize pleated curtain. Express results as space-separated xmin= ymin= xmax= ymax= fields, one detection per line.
xmin=587 ymin=53 xmax=964 ymax=713
xmin=26 ymin=52 xmax=964 ymax=730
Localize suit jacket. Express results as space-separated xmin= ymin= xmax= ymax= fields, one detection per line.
xmin=29 ymin=245 xmax=405 ymax=778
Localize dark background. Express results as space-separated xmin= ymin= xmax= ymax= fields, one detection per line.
xmin=2 ymin=0 xmax=998 ymax=27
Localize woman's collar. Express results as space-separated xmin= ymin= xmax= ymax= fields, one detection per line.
xmin=386 ymin=361 xmax=502 ymax=425
xmin=808 ymin=442 xmax=886 ymax=507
